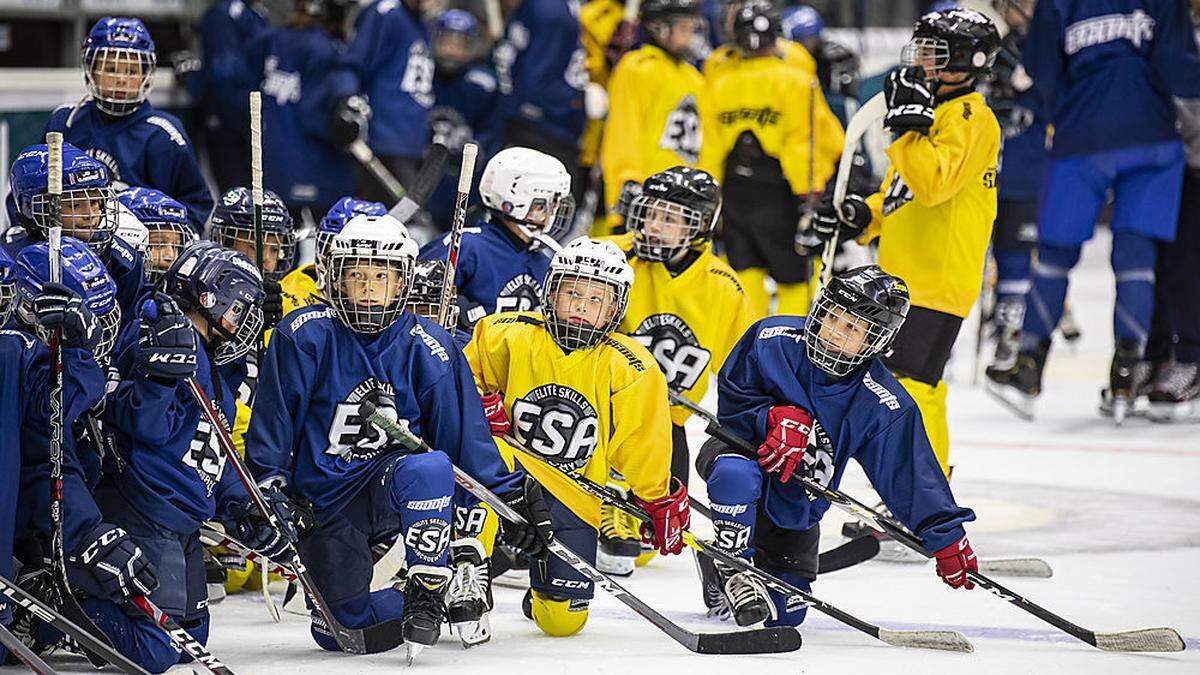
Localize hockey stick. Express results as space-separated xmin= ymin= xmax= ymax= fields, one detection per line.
xmin=126 ymin=595 xmax=234 ymax=675
xmin=249 ymin=92 xmax=267 ymax=362
xmin=494 ymin=430 xmax=973 ymax=652
xmin=349 ymin=140 xmax=409 ymax=204
xmin=388 ymin=143 xmax=450 ymax=223
xmin=182 ymin=378 xmax=405 ymax=655
xmin=362 ymin=406 xmax=802 ymax=655
xmin=0 ymin=575 xmax=149 ymax=675
xmin=0 ymin=621 xmax=59 ymax=675
xmin=199 ymin=528 xmax=299 ymax=585
xmin=672 ymin=393 xmax=1185 ymax=653
xmin=514 ymin=222 xmax=563 ymax=253
xmin=437 ymin=143 xmax=478 ymax=329
xmin=483 ymin=0 xmax=503 ymax=40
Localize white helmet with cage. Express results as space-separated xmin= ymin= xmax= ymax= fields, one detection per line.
xmin=478 ymin=147 xmax=575 ymax=238
xmin=322 ymin=214 xmax=420 ymax=334
xmin=541 ymin=237 xmax=634 ymax=352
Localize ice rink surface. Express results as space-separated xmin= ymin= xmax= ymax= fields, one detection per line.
xmin=15 ymin=230 xmax=1198 ymax=674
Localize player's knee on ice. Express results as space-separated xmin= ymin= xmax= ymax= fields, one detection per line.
xmin=524 ymin=589 xmax=590 ymax=637
xmin=310 ymin=586 xmax=406 ymax=652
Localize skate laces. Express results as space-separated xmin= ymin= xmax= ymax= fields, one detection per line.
xmin=724 ymin=570 xmax=773 ymax=618
xmin=447 ymin=558 xmax=487 ymax=611
xmin=600 ymin=503 xmax=642 ymax=542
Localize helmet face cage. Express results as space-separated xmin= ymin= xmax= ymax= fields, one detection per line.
xmin=541 ymin=270 xmax=628 ymax=352
xmin=900 ymin=37 xmax=950 ymax=77
xmin=213 ymin=223 xmax=296 ymax=282
xmin=627 ymin=196 xmax=710 ymax=262
xmin=15 ymin=292 xmax=122 ymax=361
xmin=210 ymin=295 xmax=264 ymax=366
xmin=0 ymin=283 xmax=13 ymax=326
xmin=30 ymin=187 xmax=119 ymax=253
xmin=803 ymin=293 xmax=899 ymax=378
xmin=325 ymin=251 xmax=415 ymax=335
xmin=145 ymin=222 xmax=198 ymax=286
xmin=83 ymin=45 xmax=155 ymax=117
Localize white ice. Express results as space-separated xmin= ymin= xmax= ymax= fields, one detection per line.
xmin=15 ymin=230 xmax=1199 ymax=674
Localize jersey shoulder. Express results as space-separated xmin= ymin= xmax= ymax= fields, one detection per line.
xmin=278 ymin=303 xmax=340 ymax=346
xmin=596 ymin=232 xmax=635 ymax=254
xmin=597 ymin=330 xmax=660 ymax=383
xmin=742 ymin=314 xmax=808 ymax=367
xmin=703 ymin=44 xmax=740 ymax=76
xmin=700 ymin=251 xmax=747 ymax=297
xmin=936 ymin=91 xmax=1001 ymax=138
xmin=138 ymin=108 xmax=193 ymax=148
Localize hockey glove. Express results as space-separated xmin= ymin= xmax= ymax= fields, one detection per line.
xmin=757 ymin=405 xmax=814 ymax=484
xmin=480 ymin=391 xmax=511 ymax=437
xmin=33 ymin=282 xmax=100 ymax=352
xmin=499 ymin=475 xmax=554 ymax=561
xmin=228 ymin=482 xmax=299 ymax=561
xmin=137 ymin=295 xmax=198 ymax=382
xmin=262 ymin=279 xmax=284 ymax=329
xmin=330 ymin=95 xmax=372 ymax=149
xmin=634 ymin=478 xmax=689 ymax=556
xmin=933 ymin=536 xmax=978 ymax=590
xmin=70 ymin=524 xmax=158 ymax=600
xmin=883 ymin=66 xmax=935 ymax=135
xmin=606 ymin=19 xmax=639 ymax=68
xmin=811 ymin=192 xmax=872 ymax=244
xmin=456 ymin=296 xmax=487 ymax=333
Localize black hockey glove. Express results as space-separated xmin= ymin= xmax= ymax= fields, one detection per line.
xmin=330 ymin=95 xmax=371 ymax=150
xmin=811 ymin=192 xmax=872 ymax=242
xmin=262 ymin=279 xmax=284 ymax=329
xmin=70 ymin=524 xmax=159 ymax=600
xmin=499 ymin=475 xmax=554 ymax=561
xmin=883 ymin=66 xmax=935 ymax=135
xmin=34 ymin=282 xmax=100 ymax=352
xmin=456 ymin=296 xmax=487 ymax=333
xmin=227 ymin=481 xmax=298 ymax=561
xmin=137 ymin=294 xmax=198 ymax=382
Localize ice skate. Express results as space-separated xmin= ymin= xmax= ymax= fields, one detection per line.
xmin=717 ymin=562 xmax=775 ymax=627
xmin=596 ymin=502 xmax=642 ymax=576
xmin=985 ymin=342 xmax=1047 ymax=421
xmin=401 ymin=565 xmax=451 ymax=664
xmin=1147 ymin=361 xmax=1200 ymax=423
xmin=446 ymin=538 xmax=493 ymax=648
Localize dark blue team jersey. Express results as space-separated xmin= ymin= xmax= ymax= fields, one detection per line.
xmin=349 ymin=0 xmax=434 ymax=159
xmin=992 ymin=39 xmax=1050 ymax=201
xmin=191 ymin=0 xmax=270 ymax=134
xmin=1023 ymin=0 xmax=1200 ymax=157
xmin=427 ymin=66 xmax=500 ymax=227
xmin=45 ymin=101 xmax=213 ymax=232
xmin=717 ymin=315 xmax=975 ymax=553
xmin=244 ymin=305 xmax=522 ymax=520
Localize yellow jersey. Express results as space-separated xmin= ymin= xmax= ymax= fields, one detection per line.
xmin=862 ymin=91 xmax=1000 ymax=318
xmin=601 ymin=235 xmax=754 ymax=426
xmin=579 ymin=0 xmax=624 ymax=88
xmin=703 ymin=39 xmax=817 ymax=79
xmin=704 ymin=48 xmax=844 ymax=196
xmin=601 ymin=44 xmax=721 ymax=209
xmin=464 ymin=312 xmax=672 ymax=520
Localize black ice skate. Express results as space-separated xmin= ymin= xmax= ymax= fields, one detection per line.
xmin=446 ymin=538 xmax=493 ymax=648
xmin=716 ymin=562 xmax=775 ymax=627
xmin=1147 ymin=361 xmax=1200 ymax=423
xmin=1103 ymin=341 xmax=1143 ymax=425
xmin=985 ymin=341 xmax=1048 ymax=421
xmin=987 ymin=296 xmax=1024 ymax=372
xmin=400 ymin=564 xmax=451 ymax=664
xmin=694 ymin=550 xmax=730 ymax=619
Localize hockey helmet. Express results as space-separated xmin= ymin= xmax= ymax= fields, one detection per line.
xmin=805 ymin=265 xmax=910 ymax=377
xmin=9 ymin=142 xmax=119 ymax=254
xmin=82 ymin=17 xmax=156 ymax=117
xmin=118 ymin=187 xmax=196 ymax=284
xmin=781 ymin=5 xmax=823 ymax=43
xmin=0 ymin=247 xmax=13 ymax=325
xmin=162 ymin=241 xmax=265 ymax=365
xmin=323 ymin=214 xmax=419 ymax=334
xmin=209 ymin=187 xmax=296 ymax=281
xmin=405 ymin=259 xmax=459 ymax=330
xmin=627 ymin=166 xmax=721 ymax=262
xmin=734 ymin=0 xmax=781 ymax=53
xmin=901 ymin=7 xmax=1001 ymax=79
xmin=478 ymin=147 xmax=574 ymax=243
xmin=542 ymin=237 xmax=634 ymax=352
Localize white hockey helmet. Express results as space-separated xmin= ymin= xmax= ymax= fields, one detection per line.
xmin=478 ymin=147 xmax=575 ymax=237
xmin=114 ymin=203 xmax=149 ymax=260
xmin=541 ymin=236 xmax=634 ymax=352
xmin=322 ymin=213 xmax=419 ymax=334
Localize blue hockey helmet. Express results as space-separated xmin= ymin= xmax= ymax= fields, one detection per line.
xmin=162 ymin=241 xmax=264 ymax=365
xmin=432 ymin=9 xmax=480 ymax=73
xmin=434 ymin=9 xmax=480 ymax=38
xmin=208 ymin=187 xmax=296 ymax=281
xmin=0 ymin=247 xmax=14 ymax=326
xmin=805 ymin=265 xmax=910 ymax=378
xmin=118 ymin=187 xmax=197 ymax=284
xmin=780 ymin=5 xmax=823 ymax=43
xmin=318 ymin=196 xmax=388 ymax=262
xmin=9 ymin=142 xmax=119 ymax=253
xmin=82 ymin=17 xmax=157 ymax=117
xmin=12 ymin=236 xmax=122 ymax=359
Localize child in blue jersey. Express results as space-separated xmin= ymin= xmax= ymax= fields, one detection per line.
xmin=419 ymin=146 xmax=573 ymax=341
xmin=46 ymin=17 xmax=213 ymax=231
xmin=242 ymin=213 xmax=551 ymax=656
xmin=117 ymin=186 xmax=196 ymax=284
xmin=697 ymin=266 xmax=978 ymax=627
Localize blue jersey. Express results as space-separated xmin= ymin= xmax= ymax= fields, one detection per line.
xmin=493 ymin=0 xmax=587 ymax=145
xmin=717 ymin=316 xmax=975 ymax=553
xmin=192 ymin=0 xmax=269 ymax=135
xmin=992 ymin=38 xmax=1050 ymax=200
xmin=418 ymin=218 xmax=551 ymax=329
xmin=1023 ymin=0 xmax=1200 ymax=157
xmin=428 ymin=65 xmax=500 ymax=227
xmin=244 ymin=25 xmax=359 ymax=211
xmin=244 ymin=306 xmax=522 ymax=519
xmin=348 ymin=0 xmax=434 ymax=159
xmin=102 ymin=325 xmax=247 ymax=535
xmin=46 ymin=102 xmax=213 ymax=232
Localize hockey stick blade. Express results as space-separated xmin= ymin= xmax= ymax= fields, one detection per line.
xmin=0 ymin=622 xmax=59 ymax=675
xmin=1093 ymin=628 xmax=1185 ymax=653
xmin=978 ymin=558 xmax=1053 ymax=578
xmin=818 ymin=535 xmax=880 ymax=574
xmin=876 ymin=628 xmax=975 ymax=652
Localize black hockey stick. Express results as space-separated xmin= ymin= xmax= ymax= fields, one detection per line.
xmin=183 ymin=378 xmax=405 ymax=655
xmin=673 ymin=393 xmax=1185 ymax=652
xmin=0 ymin=575 xmax=149 ymax=675
xmin=363 ymin=405 xmax=802 ymax=655
xmin=389 ymin=143 xmax=450 ymax=223
xmin=495 ymin=431 xmax=973 ymax=652
xmin=126 ymin=595 xmax=234 ymax=675
xmin=0 ymin=622 xmax=59 ymax=675
xmin=349 ymin=140 xmax=409 ymax=204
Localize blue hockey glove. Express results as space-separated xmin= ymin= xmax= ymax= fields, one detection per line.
xmin=137 ymin=294 xmax=198 ymax=381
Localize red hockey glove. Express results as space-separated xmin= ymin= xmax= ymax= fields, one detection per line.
xmin=635 ymin=479 xmax=690 ymax=556
xmin=480 ymin=391 xmax=511 ymax=437
xmin=757 ymin=406 xmax=814 ymax=483
xmin=933 ymin=536 xmax=978 ymax=590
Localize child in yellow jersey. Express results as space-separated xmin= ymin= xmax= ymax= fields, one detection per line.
xmin=704 ymin=0 xmax=843 ymax=317
xmin=601 ymin=0 xmax=721 ymax=229
xmin=813 ymin=8 xmax=1001 ymax=501
xmin=465 ymin=237 xmax=688 ymax=637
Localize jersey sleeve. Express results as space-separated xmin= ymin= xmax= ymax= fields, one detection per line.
xmin=709 ymin=278 xmax=757 ymax=382
xmin=884 ymin=104 xmax=998 ymax=208
xmin=1020 ymin=0 xmax=1064 ymax=113
xmin=104 ymin=333 xmax=201 ymax=448
xmin=602 ymin=60 xmax=646 ymax=208
xmin=463 ymin=316 xmax=509 ymax=394
xmin=607 ymin=361 xmax=672 ymax=502
xmin=243 ymin=321 xmax=317 ymax=484
xmin=715 ymin=322 xmax=776 ymax=444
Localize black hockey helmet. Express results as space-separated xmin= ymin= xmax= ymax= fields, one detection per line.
xmin=734 ymin=0 xmax=781 ymax=53
xmin=405 ymin=259 xmax=458 ymax=330
xmin=804 ymin=265 xmax=910 ymax=377
xmin=162 ymin=240 xmax=265 ymax=365
xmin=901 ymin=7 xmax=1001 ymax=78
xmin=627 ymin=166 xmax=722 ymax=262
xmin=641 ymin=0 xmax=703 ymax=23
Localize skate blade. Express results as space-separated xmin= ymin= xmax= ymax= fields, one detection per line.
xmin=405 ymin=643 xmax=425 ymax=666
xmin=1112 ymin=399 xmax=1130 ymax=425
xmin=984 ymin=381 xmax=1035 ymax=421
xmin=1147 ymin=401 xmax=1200 ymax=423
xmin=451 ymin=615 xmax=492 ymax=648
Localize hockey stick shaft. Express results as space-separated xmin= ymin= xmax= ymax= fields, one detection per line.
xmin=127 ymin=595 xmax=234 ymax=675
xmin=388 ymin=143 xmax=450 ymax=222
xmin=249 ymin=92 xmax=267 ymax=362
xmin=349 ymin=140 xmax=409 ymax=203
xmin=669 ymin=392 xmax=1185 ymax=652
xmin=198 ymin=528 xmax=298 ymax=584
xmin=819 ymin=92 xmax=886 ymax=290
xmin=0 ymin=575 xmax=149 ymax=675
xmin=0 ymin=621 xmax=59 ymax=675
xmin=363 ymin=407 xmax=801 ymax=655
xmin=437 ymin=143 xmax=478 ymax=329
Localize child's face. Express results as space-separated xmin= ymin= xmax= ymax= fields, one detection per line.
xmin=434 ymin=32 xmax=471 ymax=66
xmin=147 ymin=228 xmax=184 ymax=272
xmin=553 ymin=276 xmax=617 ymax=330
xmin=341 ymin=262 xmax=404 ymax=307
xmin=640 ymin=204 xmax=690 ymax=250
xmin=59 ymin=193 xmax=107 ymax=241
xmin=92 ymin=52 xmax=146 ymax=101
xmin=816 ymin=308 xmax=872 ymax=359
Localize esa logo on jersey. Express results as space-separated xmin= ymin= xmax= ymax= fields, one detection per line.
xmin=882 ymin=173 xmax=913 ymax=216
xmin=659 ymin=94 xmax=702 ymax=164
xmin=263 ymin=56 xmax=302 ymax=105
xmin=184 ymin=415 xmax=227 ymax=497
xmin=631 ymin=314 xmax=711 ymax=391
xmin=712 ymin=518 xmax=751 ymax=555
xmin=404 ymin=518 xmax=451 ymax=563
xmin=494 ymin=274 xmax=543 ymax=314
xmin=326 ymin=378 xmax=399 ymax=462
xmin=401 ymin=42 xmax=435 ymax=108
xmin=512 ymin=385 xmax=599 ymax=471
xmin=802 ymin=420 xmax=836 ymax=499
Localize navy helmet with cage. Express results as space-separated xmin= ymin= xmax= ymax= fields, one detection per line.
xmin=804 ymin=265 xmax=910 ymax=378
xmin=10 ymin=142 xmax=119 ymax=253
xmin=82 ymin=17 xmax=157 ymax=117
xmin=406 ymin=259 xmax=459 ymax=330
xmin=161 ymin=241 xmax=265 ymax=366
xmin=208 ymin=187 xmax=296 ymax=281
xmin=118 ymin=187 xmax=197 ymax=284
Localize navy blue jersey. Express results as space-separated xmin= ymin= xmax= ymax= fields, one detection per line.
xmin=102 ymin=324 xmax=247 ymax=535
xmin=418 ymin=218 xmax=551 ymax=327
xmin=244 ymin=25 xmax=360 ymax=211
xmin=46 ymin=102 xmax=213 ymax=231
xmin=192 ymin=0 xmax=269 ymax=134
xmin=1023 ymin=0 xmax=1200 ymax=157
xmin=493 ymin=0 xmax=587 ymax=145
xmin=348 ymin=0 xmax=434 ymax=159
xmin=717 ymin=315 xmax=975 ymax=553
xmin=244 ymin=305 xmax=522 ymax=519
xmin=991 ymin=38 xmax=1050 ymax=201
xmin=428 ymin=66 xmax=500 ymax=227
